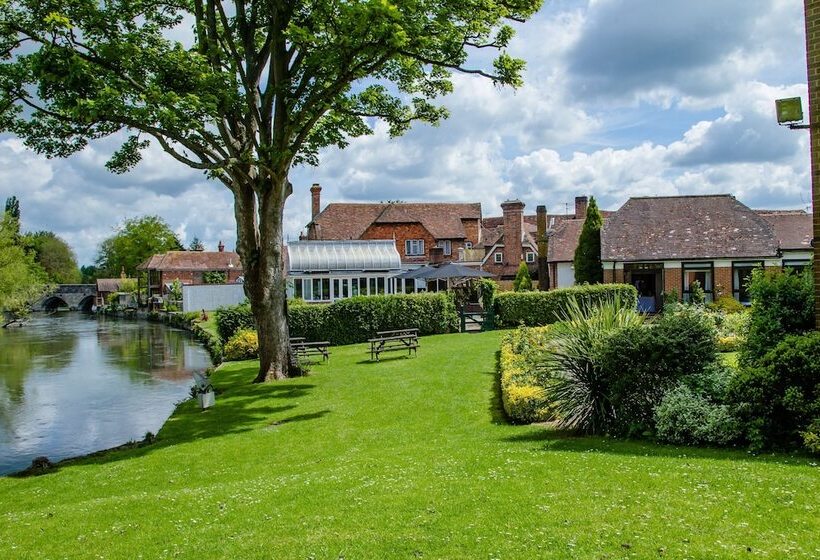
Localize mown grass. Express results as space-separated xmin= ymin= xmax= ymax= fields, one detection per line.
xmin=0 ymin=331 xmax=817 ymax=559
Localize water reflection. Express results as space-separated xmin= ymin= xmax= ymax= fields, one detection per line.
xmin=0 ymin=314 xmax=210 ymax=475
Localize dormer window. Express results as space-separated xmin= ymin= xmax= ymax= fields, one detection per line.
xmin=525 ymin=252 xmax=535 ymax=263
xmin=494 ymin=252 xmax=503 ymax=263
xmin=405 ymin=239 xmax=425 ymax=256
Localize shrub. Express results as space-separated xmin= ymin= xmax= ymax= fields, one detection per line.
xmin=573 ymin=196 xmax=603 ymax=284
xmin=224 ymin=329 xmax=259 ymax=361
xmin=741 ymin=267 xmax=813 ymax=364
xmin=540 ymin=295 xmax=645 ymax=434
xmin=216 ymin=292 xmax=458 ymax=346
xmin=513 ymin=261 xmax=532 ymax=292
xmin=654 ymin=386 xmax=742 ymax=446
xmin=802 ymin=419 xmax=820 ymax=455
xmin=598 ymin=307 xmax=718 ymax=436
xmin=494 ymin=283 xmax=638 ymax=327
xmin=728 ymin=331 xmax=820 ymax=451
xmin=708 ymin=294 xmax=745 ymax=314
xmin=498 ymin=327 xmax=555 ymax=423
xmin=215 ymin=300 xmax=255 ymax=341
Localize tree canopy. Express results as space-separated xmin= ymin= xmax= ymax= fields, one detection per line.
xmin=22 ymin=231 xmax=81 ymax=284
xmin=0 ymin=213 xmax=50 ymax=317
xmin=1 ymin=0 xmax=542 ymax=380
xmin=573 ymin=196 xmax=604 ymax=284
xmin=95 ymin=216 xmax=182 ymax=277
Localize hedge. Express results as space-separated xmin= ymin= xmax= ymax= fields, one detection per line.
xmin=494 ymin=283 xmax=638 ymax=327
xmin=216 ymin=292 xmax=459 ymax=346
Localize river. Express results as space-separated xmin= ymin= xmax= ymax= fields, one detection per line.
xmin=0 ymin=314 xmax=210 ymax=475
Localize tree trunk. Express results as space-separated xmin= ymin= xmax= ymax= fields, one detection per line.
xmin=233 ymin=176 xmax=295 ymax=382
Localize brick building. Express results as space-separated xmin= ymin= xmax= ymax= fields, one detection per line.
xmin=137 ymin=242 xmax=244 ymax=299
xmin=304 ymin=184 xmax=482 ymax=265
xmin=601 ymin=195 xmax=812 ymax=312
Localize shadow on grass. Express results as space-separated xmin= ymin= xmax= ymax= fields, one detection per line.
xmin=487 ymin=350 xmax=509 ymax=425
xmin=500 ymin=426 xmax=815 ymax=466
xmin=14 ymin=362 xmax=325 ymax=476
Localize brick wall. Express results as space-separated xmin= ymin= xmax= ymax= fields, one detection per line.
xmin=714 ymin=267 xmax=732 ymax=299
xmin=806 ymin=0 xmax=820 ymax=328
xmin=663 ymin=267 xmax=682 ymax=297
xmin=462 ymin=218 xmax=481 ymax=247
xmin=603 ymin=269 xmax=614 ymax=283
xmin=158 ymin=268 xmax=243 ymax=289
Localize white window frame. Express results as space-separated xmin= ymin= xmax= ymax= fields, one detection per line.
xmin=437 ymin=240 xmax=452 ymax=256
xmin=465 ymin=241 xmax=473 ymax=250
xmin=493 ymin=252 xmax=503 ymax=263
xmin=525 ymin=252 xmax=535 ymax=263
xmin=405 ymin=239 xmax=425 ymax=256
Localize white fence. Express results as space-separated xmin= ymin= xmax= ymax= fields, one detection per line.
xmin=182 ymin=284 xmax=247 ymax=312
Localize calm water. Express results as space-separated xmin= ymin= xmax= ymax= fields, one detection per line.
xmin=0 ymin=314 xmax=210 ymax=475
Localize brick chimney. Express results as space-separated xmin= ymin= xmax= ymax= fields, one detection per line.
xmin=310 ymin=183 xmax=322 ymax=219
xmin=536 ymin=205 xmax=550 ymax=290
xmin=575 ymin=196 xmax=588 ymax=219
xmin=218 ymin=240 xmax=225 ymax=252
xmin=501 ymin=199 xmax=525 ymax=266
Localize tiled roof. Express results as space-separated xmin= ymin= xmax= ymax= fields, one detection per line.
xmin=602 ymin=195 xmax=778 ymax=261
xmin=311 ymin=202 xmax=481 ymax=240
xmin=137 ymin=251 xmax=243 ymax=272
xmin=757 ymin=210 xmax=813 ymax=250
xmin=548 ymin=219 xmax=585 ymax=262
xmin=96 ymin=278 xmax=123 ymax=293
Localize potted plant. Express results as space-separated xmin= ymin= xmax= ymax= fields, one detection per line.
xmin=191 ymin=370 xmax=215 ymax=409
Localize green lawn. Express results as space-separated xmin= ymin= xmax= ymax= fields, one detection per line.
xmin=1 ymin=331 xmax=817 ymax=559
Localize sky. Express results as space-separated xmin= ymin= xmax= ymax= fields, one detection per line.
xmin=0 ymin=0 xmax=813 ymax=266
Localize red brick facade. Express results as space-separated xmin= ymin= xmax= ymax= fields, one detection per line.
xmin=713 ymin=267 xmax=732 ymax=299
xmin=805 ymin=0 xmax=820 ymax=328
xmin=361 ymin=222 xmax=479 ymax=265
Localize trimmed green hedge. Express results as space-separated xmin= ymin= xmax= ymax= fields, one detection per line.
xmin=216 ymin=292 xmax=459 ymax=346
xmin=494 ymin=283 xmax=638 ymax=327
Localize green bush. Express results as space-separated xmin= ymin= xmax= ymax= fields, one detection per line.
xmin=216 ymin=293 xmax=458 ymax=346
xmin=802 ymin=419 xmax=820 ymax=455
xmin=728 ymin=331 xmax=820 ymax=451
xmin=741 ymin=267 xmax=813 ymax=364
xmin=494 ymin=283 xmax=638 ymax=327
xmin=598 ymin=307 xmax=718 ymax=436
xmin=498 ymin=327 xmax=555 ymax=423
xmin=654 ymin=386 xmax=741 ymax=446
xmin=513 ymin=261 xmax=532 ymax=291
xmin=540 ymin=295 xmax=645 ymax=434
xmin=215 ymin=301 xmax=255 ymax=341
xmin=224 ymin=329 xmax=259 ymax=361
xmin=708 ymin=294 xmax=746 ymax=314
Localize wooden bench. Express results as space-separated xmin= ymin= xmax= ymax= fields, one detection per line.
xmin=289 ymin=339 xmax=330 ymax=362
xmin=368 ymin=329 xmax=419 ymax=361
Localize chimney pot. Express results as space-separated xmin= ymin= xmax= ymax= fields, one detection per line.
xmin=310 ymin=183 xmax=322 ymax=219
xmin=218 ymin=240 xmax=225 ymax=253
xmin=575 ymin=196 xmax=588 ymax=219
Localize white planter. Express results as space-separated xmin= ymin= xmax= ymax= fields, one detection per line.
xmin=197 ymin=391 xmax=215 ymax=409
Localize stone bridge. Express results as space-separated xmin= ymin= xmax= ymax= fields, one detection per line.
xmin=32 ymin=284 xmax=96 ymax=312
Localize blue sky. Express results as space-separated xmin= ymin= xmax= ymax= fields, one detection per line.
xmin=0 ymin=0 xmax=812 ymax=265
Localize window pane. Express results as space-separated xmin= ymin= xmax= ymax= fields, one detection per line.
xmin=294 ymin=279 xmax=303 ymax=299
xmin=351 ymin=278 xmax=359 ymax=297
xmin=369 ymin=278 xmax=377 ymax=295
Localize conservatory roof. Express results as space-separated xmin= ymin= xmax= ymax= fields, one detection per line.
xmin=287 ymin=240 xmax=402 ymax=273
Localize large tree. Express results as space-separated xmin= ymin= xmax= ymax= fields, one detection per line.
xmin=0 ymin=0 xmax=541 ymax=381
xmin=22 ymin=230 xmax=81 ymax=284
xmin=95 ymin=215 xmax=182 ymax=277
xmin=573 ymin=196 xmax=604 ymax=284
xmin=0 ymin=213 xmax=50 ymax=319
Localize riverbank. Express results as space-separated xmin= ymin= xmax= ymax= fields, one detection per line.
xmin=1 ymin=330 xmax=817 ymax=559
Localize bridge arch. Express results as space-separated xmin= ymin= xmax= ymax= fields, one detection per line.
xmin=42 ymin=296 xmax=69 ymax=312
xmin=77 ymin=295 xmax=95 ymax=313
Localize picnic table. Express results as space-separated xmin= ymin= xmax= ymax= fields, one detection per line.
xmin=368 ymin=328 xmax=419 ymax=361
xmin=289 ymin=337 xmax=330 ymax=362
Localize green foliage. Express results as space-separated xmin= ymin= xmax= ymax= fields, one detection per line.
xmin=21 ymin=231 xmax=81 ymax=284
xmin=477 ymin=278 xmax=498 ymax=311
xmin=688 ymin=279 xmax=706 ymax=306
xmin=95 ymin=216 xmax=182 ymax=277
xmin=654 ymin=385 xmax=742 ymax=446
xmin=573 ymin=196 xmax=603 ymax=284
xmin=188 ymin=237 xmax=205 ymax=251
xmin=202 ymin=271 xmax=227 ymax=284
xmin=741 ymin=267 xmax=814 ymax=364
xmin=0 ymin=213 xmax=50 ymax=315
xmin=597 ymin=307 xmax=718 ymax=436
xmin=708 ymin=294 xmax=746 ymax=314
xmin=224 ymin=329 xmax=259 ymax=361
xmin=498 ymin=327 xmax=556 ymax=423
xmin=802 ymin=419 xmax=820 ymax=455
xmin=494 ymin=283 xmax=638 ymax=327
xmin=4 ymin=196 xmax=20 ymax=237
xmin=80 ymin=265 xmax=100 ymax=284
xmin=540 ymin=295 xmax=645 ymax=434
xmin=216 ymin=293 xmax=459 ymax=346
xmin=512 ymin=261 xmax=532 ymax=291
xmin=728 ymin=332 xmax=820 ymax=451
